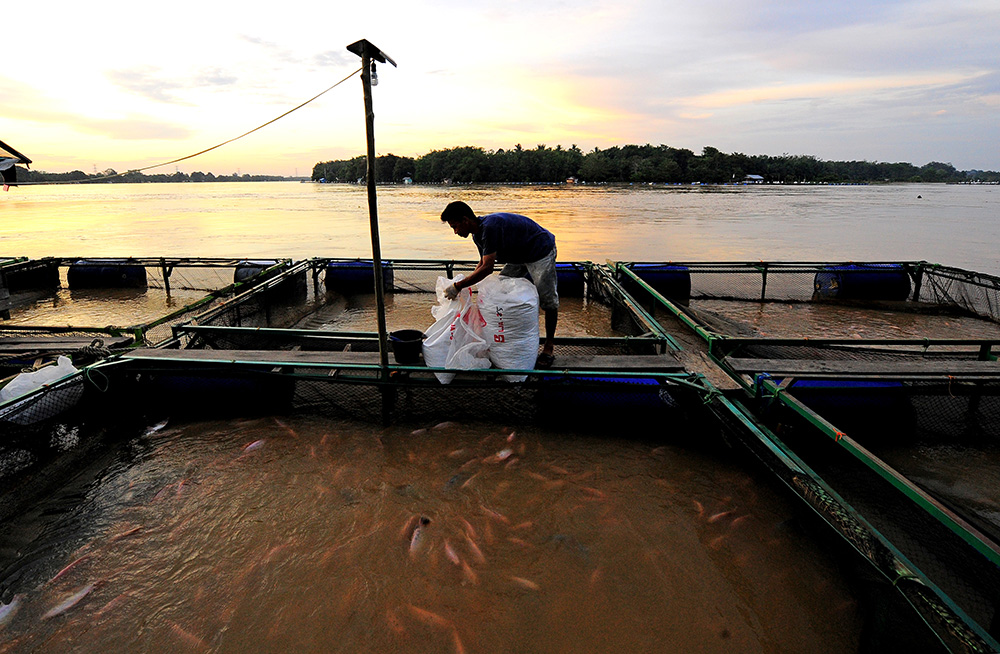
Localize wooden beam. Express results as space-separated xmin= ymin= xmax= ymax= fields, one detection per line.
xmin=123 ymin=348 xmax=685 ymax=372
xmin=726 ymin=357 xmax=1000 ymax=377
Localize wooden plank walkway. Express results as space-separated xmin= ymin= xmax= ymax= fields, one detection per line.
xmin=0 ymin=336 xmax=134 ymax=353
xmin=123 ymin=348 xmax=686 ymax=372
xmin=725 ymin=357 xmax=1000 ymax=377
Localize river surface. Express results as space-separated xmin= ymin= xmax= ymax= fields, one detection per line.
xmin=2 ymin=182 xmax=998 ymax=273
xmin=2 ymin=182 xmax=996 ymax=652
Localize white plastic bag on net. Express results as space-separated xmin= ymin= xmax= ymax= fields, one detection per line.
xmin=476 ymin=274 xmax=540 ymax=382
xmin=0 ymin=355 xmax=79 ymax=403
xmin=422 ymin=275 xmax=490 ymax=384
xmin=0 ymin=355 xmax=84 ymax=425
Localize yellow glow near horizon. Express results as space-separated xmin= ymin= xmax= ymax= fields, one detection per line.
xmin=2 ymin=0 xmax=998 ymax=175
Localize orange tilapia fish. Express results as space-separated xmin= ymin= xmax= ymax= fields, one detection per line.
xmin=480 ymin=505 xmax=509 ymax=524
xmin=409 ymin=517 xmax=431 ymax=557
xmin=443 ymin=539 xmax=461 ymax=565
xmin=242 ymin=439 xmax=265 ymax=453
xmin=400 ymin=515 xmax=420 ymax=541
xmin=50 ymin=554 xmax=90 ymax=584
xmin=43 ymin=583 xmax=96 ymax=619
xmin=460 ymin=561 xmax=479 ymax=585
xmin=464 ymin=534 xmax=486 ymax=564
xmin=707 ymin=511 xmax=734 ymax=523
xmin=170 ymin=622 xmax=207 ymax=649
xmin=406 ymin=604 xmax=452 ymax=629
xmin=510 ymin=576 xmax=540 ymax=591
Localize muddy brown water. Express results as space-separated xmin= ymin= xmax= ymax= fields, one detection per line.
xmin=0 ymin=416 xmax=861 ymax=653
xmin=8 ymin=181 xmax=998 ymax=650
xmin=0 ymin=290 xmax=866 ymax=652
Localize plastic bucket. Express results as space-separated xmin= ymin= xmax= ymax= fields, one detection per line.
xmin=389 ymin=329 xmax=425 ymax=364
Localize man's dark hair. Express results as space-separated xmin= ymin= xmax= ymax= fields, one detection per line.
xmin=441 ymin=201 xmax=476 ymax=222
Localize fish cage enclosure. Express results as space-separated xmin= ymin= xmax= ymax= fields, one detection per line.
xmin=4 ymin=257 xmax=1000 ymax=652
xmin=611 ymin=260 xmax=1000 ymax=439
xmin=111 ymin=258 xmax=700 ymax=426
xmin=0 ymin=258 xmax=293 ymax=428
xmin=1 ymin=258 xmax=706 ymax=435
xmin=0 ymin=257 xmax=293 ymax=371
xmin=617 ymin=260 xmax=1000 ymax=652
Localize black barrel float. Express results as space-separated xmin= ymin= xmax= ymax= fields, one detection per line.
xmin=813 ymin=264 xmax=911 ymax=301
xmin=325 ymin=260 xmax=394 ymax=294
xmin=67 ymin=259 xmax=147 ymax=289
xmin=234 ymin=260 xmax=278 ymax=284
xmin=620 ymin=264 xmax=691 ymax=302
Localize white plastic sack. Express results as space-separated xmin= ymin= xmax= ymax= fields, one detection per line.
xmin=477 ymin=274 xmax=540 ymax=382
xmin=0 ymin=356 xmax=79 ymax=403
xmin=0 ymin=356 xmax=84 ymax=425
xmin=422 ymin=275 xmax=490 ymax=384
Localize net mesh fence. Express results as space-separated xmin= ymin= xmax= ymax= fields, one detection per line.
xmin=4 ymin=258 xmax=1000 ymax=650
xmin=705 ymin=396 xmax=995 ymax=653
xmin=616 ymin=261 xmax=1000 ymax=318
xmin=178 ymin=259 xmax=664 ymax=351
xmin=743 ymin=392 xmax=1000 ymax=649
xmin=1 ymin=258 xmax=292 ymax=348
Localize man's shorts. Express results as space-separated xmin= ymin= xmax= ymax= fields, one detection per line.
xmin=499 ymin=246 xmax=559 ymax=311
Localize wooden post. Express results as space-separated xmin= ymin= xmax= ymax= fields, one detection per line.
xmin=359 ymin=47 xmax=390 ymax=375
xmin=160 ymin=258 xmax=171 ymax=295
xmin=347 ymin=39 xmax=398 ymax=425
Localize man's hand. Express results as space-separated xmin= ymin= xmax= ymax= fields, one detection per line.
xmin=444 ymin=283 xmax=460 ymax=300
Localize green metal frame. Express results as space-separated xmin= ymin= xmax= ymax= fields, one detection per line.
xmin=709 ymin=392 xmax=999 ymax=653
xmin=612 ymin=260 xmax=1000 ymax=652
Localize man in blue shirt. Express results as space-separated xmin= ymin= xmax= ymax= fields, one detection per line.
xmin=441 ymin=201 xmax=558 ymax=368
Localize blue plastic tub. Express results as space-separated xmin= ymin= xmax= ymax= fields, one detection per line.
xmin=813 ymin=264 xmax=911 ymax=301
xmin=555 ymin=263 xmax=586 ymax=297
xmin=538 ymin=375 xmax=673 ymax=415
xmin=324 ymin=260 xmax=394 ymax=294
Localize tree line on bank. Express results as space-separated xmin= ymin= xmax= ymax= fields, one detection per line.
xmin=313 ymin=144 xmax=1000 ymax=185
xmin=10 ymin=168 xmax=295 ymax=184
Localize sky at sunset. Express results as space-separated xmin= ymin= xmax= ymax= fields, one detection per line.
xmin=3 ymin=0 xmax=998 ymax=177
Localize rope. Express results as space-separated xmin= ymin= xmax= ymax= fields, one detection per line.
xmin=74 ymin=338 xmax=112 ymax=364
xmin=18 ymin=67 xmax=363 ymax=185
xmin=84 ymin=366 xmax=110 ymax=393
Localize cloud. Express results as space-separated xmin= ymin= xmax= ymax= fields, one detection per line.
xmin=196 ymin=68 xmax=239 ymax=87
xmin=106 ymin=66 xmax=240 ymax=104
xmin=313 ymin=50 xmax=355 ymax=68
xmin=106 ymin=67 xmax=189 ymax=104
xmin=2 ymin=77 xmax=192 ymax=141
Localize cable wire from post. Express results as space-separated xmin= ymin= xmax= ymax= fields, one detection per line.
xmin=18 ymin=66 xmax=363 ymax=185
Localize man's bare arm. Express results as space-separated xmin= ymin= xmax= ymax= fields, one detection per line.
xmin=455 ymin=253 xmax=497 ymax=289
